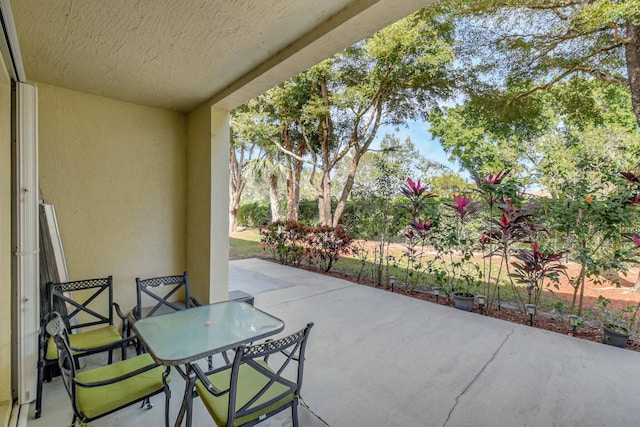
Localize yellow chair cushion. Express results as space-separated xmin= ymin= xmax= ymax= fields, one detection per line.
xmin=195 ymin=361 xmax=294 ymax=427
xmin=46 ymin=325 xmax=122 ymax=360
xmin=75 ymin=353 xmax=166 ymax=419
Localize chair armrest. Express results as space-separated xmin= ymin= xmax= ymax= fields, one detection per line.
xmin=113 ymin=302 xmax=127 ymax=321
xmin=113 ymin=302 xmax=129 ymax=338
xmin=70 ymin=335 xmax=138 ymax=355
xmin=74 ymin=361 xmax=161 ymax=388
xmin=188 ymin=296 xmax=201 ymax=307
xmin=191 ymin=364 xmax=227 ymax=397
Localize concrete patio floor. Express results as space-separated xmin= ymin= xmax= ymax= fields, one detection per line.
xmin=31 ymin=258 xmax=640 ymax=426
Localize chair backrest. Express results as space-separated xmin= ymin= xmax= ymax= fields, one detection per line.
xmin=228 ymin=322 xmax=314 ymax=425
xmin=135 ymin=272 xmax=193 ymax=319
xmin=51 ymin=276 xmax=114 ymax=333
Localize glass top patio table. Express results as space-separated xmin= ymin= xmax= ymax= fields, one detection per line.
xmin=132 ymin=301 xmax=285 ymax=366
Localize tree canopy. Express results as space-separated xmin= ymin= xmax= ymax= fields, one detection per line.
xmin=262 ymin=7 xmax=457 ymax=225
xmin=231 ymin=1 xmax=640 ymax=229
xmin=444 ymin=0 xmax=640 ymax=126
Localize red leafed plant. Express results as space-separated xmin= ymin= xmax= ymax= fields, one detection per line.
xmin=510 ymin=242 xmax=567 ymax=307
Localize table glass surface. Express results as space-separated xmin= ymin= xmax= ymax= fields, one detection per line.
xmin=132 ymin=301 xmax=284 ymax=365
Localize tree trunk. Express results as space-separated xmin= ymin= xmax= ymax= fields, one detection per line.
xmin=284 ymin=129 xmax=297 ymax=222
xmin=229 ymin=209 xmax=238 ymax=233
xmin=269 ymin=171 xmax=281 ymax=222
xmin=286 ymin=157 xmax=302 ymax=222
xmin=282 ymin=129 xmax=304 ymax=221
xmin=317 ymin=171 xmax=332 ymax=226
xmin=625 ymin=22 xmax=640 ymax=127
xmin=291 ymin=158 xmax=302 ymax=220
xmin=634 ymin=268 xmax=640 ymax=289
xmin=286 ymin=168 xmax=295 ymax=220
xmin=332 ymin=148 xmax=364 ymax=227
xmin=229 ymin=145 xmax=245 ymax=233
xmin=229 ymin=179 xmax=245 ymax=233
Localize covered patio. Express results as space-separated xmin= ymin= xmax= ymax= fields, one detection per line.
xmin=31 ymin=259 xmax=640 ymax=426
xmin=0 ymin=1 xmax=437 ymax=424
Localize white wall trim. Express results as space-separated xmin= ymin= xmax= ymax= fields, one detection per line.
xmin=12 ymin=82 xmax=38 ymax=404
xmin=7 ymin=402 xmax=28 ymax=427
xmin=0 ymin=0 xmax=25 ymax=82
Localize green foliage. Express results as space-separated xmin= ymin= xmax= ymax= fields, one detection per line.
xmin=596 ymin=296 xmax=639 ymax=335
xmin=428 ymin=104 xmax=531 ymax=178
xmin=253 ymin=7 xmax=458 ymax=226
xmin=346 ymin=156 xmax=408 ymax=285
xmin=534 ymin=170 xmax=640 ymax=316
xmin=430 ymin=78 xmax=640 ymax=191
xmin=259 ymin=221 xmax=306 ymax=267
xmin=440 ymin=0 xmax=640 ymax=130
xmin=237 ymin=203 xmax=270 ymax=228
xmin=297 ymin=199 xmax=321 ymax=225
xmin=429 ymin=173 xmax=473 ymax=199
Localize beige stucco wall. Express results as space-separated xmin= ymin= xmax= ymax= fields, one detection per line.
xmin=186 ymin=105 xmax=229 ymax=303
xmin=38 ymin=83 xmax=187 ymax=313
xmin=0 ymin=77 xmax=12 ymax=422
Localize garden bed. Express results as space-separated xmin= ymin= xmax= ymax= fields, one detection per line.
xmin=230 ymin=229 xmax=640 ymax=352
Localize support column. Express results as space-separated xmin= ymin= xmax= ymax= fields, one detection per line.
xmin=186 ymin=104 xmax=229 ymax=304
xmin=209 ymin=107 xmax=229 ymax=302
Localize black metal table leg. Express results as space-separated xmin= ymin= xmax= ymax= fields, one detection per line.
xmin=162 ymin=366 xmax=171 ymax=427
xmin=174 ymin=365 xmax=195 ymax=427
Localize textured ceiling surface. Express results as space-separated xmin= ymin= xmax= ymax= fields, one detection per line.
xmin=12 ymin=0 xmax=434 ymax=112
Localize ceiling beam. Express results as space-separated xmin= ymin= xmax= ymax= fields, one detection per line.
xmin=208 ymin=0 xmax=435 ymax=111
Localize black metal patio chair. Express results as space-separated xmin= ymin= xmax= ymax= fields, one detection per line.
xmin=46 ymin=313 xmax=169 ymax=427
xmin=134 ymin=271 xmax=201 ymax=320
xmin=190 ymin=322 xmax=314 ymax=427
xmin=35 ymin=276 xmax=131 ymax=418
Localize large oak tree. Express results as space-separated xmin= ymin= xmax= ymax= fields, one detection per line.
xmin=447 ymin=0 xmax=640 ymax=126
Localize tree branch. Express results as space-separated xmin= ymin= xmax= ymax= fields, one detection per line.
xmin=270 ymin=137 xmax=319 ymax=168
xmin=511 ymin=68 xmax=578 ymax=101
xmin=610 ymin=22 xmax=632 ymax=44
xmin=579 ymin=67 xmax=629 ymax=86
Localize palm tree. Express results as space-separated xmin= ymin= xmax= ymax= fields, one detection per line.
xmin=245 ymin=152 xmax=288 ymax=222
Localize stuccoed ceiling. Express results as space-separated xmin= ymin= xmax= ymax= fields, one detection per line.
xmin=12 ymin=0 xmax=435 ymax=112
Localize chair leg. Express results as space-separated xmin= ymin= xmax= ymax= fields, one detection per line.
xmin=140 ymin=397 xmax=153 ymax=409
xmin=35 ymin=358 xmax=44 ymax=418
xmin=292 ymin=398 xmax=299 ymax=427
xmin=108 ymin=349 xmax=113 ymax=364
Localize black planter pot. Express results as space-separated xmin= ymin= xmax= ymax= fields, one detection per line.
xmin=453 ymin=292 xmax=475 ymax=312
xmin=602 ymin=323 xmax=630 ymax=348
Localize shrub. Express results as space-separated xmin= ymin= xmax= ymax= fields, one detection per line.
xmin=259 ymin=221 xmax=352 ymax=272
xmin=237 ymin=202 xmax=270 ymax=227
xmin=305 ymin=226 xmax=353 ymax=272
xmin=258 ymin=221 xmax=306 ymax=266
